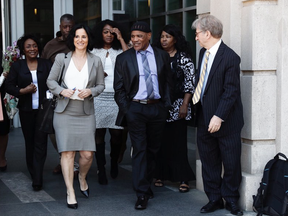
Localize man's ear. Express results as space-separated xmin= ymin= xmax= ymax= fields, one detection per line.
xmin=147 ymin=32 xmax=152 ymax=40
xmin=206 ymin=30 xmax=212 ymax=38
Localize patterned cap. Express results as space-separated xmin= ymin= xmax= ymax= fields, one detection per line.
xmin=131 ymin=21 xmax=151 ymax=33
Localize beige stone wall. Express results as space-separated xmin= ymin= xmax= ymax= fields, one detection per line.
xmin=195 ymin=0 xmax=288 ymax=211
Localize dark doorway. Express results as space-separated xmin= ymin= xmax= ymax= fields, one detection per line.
xmin=24 ymin=0 xmax=54 ymax=50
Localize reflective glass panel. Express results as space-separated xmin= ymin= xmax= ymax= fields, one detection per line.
xmin=24 ymin=0 xmax=53 ymax=49
xmin=0 ymin=1 xmax=2 ymax=51
xmin=74 ymin=0 xmax=101 ymax=28
xmin=185 ymin=10 xmax=197 ymax=64
xmin=167 ymin=13 xmax=183 ymax=32
xmin=152 ymin=1 xmax=165 ymax=14
xmin=138 ymin=0 xmax=150 ymax=17
xmin=124 ymin=0 xmax=136 ymax=20
xmin=151 ymin=16 xmax=165 ymax=43
xmin=186 ymin=0 xmax=196 ymax=7
xmin=168 ymin=0 xmax=182 ymax=11
xmin=113 ymin=0 xmax=122 ymax=10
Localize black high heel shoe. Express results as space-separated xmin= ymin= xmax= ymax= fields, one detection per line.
xmin=80 ymin=188 xmax=89 ymax=198
xmin=78 ymin=174 xmax=89 ymax=198
xmin=67 ymin=194 xmax=78 ymax=209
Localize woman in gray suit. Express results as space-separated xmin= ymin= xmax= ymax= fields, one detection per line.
xmin=47 ymin=23 xmax=105 ymax=209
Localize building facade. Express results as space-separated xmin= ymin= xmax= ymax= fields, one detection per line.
xmin=1 ymin=0 xmax=287 ymax=211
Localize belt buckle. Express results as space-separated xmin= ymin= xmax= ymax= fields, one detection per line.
xmin=140 ymin=100 xmax=148 ymax=104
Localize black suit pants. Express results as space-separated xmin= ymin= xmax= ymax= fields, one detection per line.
xmin=19 ymin=109 xmax=48 ymax=186
xmin=197 ymin=110 xmax=242 ymax=202
xmin=126 ymin=101 xmax=168 ymax=197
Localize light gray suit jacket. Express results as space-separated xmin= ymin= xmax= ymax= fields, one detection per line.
xmin=47 ymin=51 xmax=105 ymax=115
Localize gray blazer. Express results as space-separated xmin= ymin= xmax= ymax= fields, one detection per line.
xmin=47 ymin=52 xmax=105 ymax=115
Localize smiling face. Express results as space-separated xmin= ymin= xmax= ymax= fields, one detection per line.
xmin=23 ymin=39 xmax=38 ymax=59
xmin=102 ymin=24 xmax=115 ymax=46
xmin=160 ymin=31 xmax=176 ymax=52
xmin=131 ymin=30 xmax=151 ymax=51
xmin=74 ymin=28 xmax=88 ymax=51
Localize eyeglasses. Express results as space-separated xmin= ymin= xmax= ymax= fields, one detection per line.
xmin=195 ymin=31 xmax=203 ymax=36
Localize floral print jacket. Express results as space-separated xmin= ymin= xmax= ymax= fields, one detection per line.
xmin=167 ymin=51 xmax=195 ymax=122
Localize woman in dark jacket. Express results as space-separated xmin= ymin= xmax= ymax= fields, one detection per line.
xmin=5 ymin=34 xmax=52 ymax=191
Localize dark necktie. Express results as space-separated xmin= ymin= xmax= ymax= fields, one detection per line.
xmin=140 ymin=50 xmax=154 ymax=99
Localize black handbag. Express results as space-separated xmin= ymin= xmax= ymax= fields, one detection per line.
xmin=39 ymin=61 xmax=65 ymax=134
xmin=39 ymin=96 xmax=57 ymax=134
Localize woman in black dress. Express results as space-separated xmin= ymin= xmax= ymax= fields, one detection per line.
xmin=152 ymin=24 xmax=196 ymax=192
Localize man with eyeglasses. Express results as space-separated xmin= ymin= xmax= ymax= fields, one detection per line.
xmin=192 ymin=15 xmax=244 ymax=216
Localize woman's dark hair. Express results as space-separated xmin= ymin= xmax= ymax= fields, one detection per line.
xmin=152 ymin=24 xmax=193 ymax=58
xmin=66 ymin=23 xmax=94 ymax=51
xmin=92 ymin=19 xmax=129 ymax=50
xmin=17 ymin=34 xmax=42 ymax=56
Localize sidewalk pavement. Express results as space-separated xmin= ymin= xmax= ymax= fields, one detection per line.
xmin=0 ymin=127 xmax=255 ymax=216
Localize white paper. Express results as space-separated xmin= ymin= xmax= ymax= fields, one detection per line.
xmin=46 ymin=90 xmax=53 ymax=99
xmin=0 ymin=73 xmax=5 ymax=87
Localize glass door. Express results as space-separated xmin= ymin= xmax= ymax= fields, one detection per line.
xmin=24 ymin=0 xmax=54 ymax=49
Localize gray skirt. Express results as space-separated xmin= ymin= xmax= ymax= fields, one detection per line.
xmin=54 ymin=100 xmax=96 ymax=153
xmin=94 ymin=92 xmax=123 ymax=129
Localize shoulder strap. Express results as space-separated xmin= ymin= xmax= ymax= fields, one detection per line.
xmin=57 ymin=53 xmax=67 ymax=85
xmin=257 ymin=154 xmax=280 ymax=214
xmin=261 ymin=156 xmax=280 ymax=195
xmin=282 ymin=154 xmax=288 ymax=214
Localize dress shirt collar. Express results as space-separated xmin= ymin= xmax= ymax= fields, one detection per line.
xmin=137 ymin=44 xmax=153 ymax=55
xmin=207 ymin=39 xmax=222 ymax=56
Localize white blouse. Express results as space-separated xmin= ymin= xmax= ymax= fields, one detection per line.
xmin=91 ymin=48 xmax=123 ymax=93
xmin=30 ymin=70 xmax=39 ymax=109
xmin=64 ymin=59 xmax=88 ymax=101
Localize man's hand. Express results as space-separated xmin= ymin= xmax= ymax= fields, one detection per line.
xmin=208 ymin=115 xmax=222 ymax=133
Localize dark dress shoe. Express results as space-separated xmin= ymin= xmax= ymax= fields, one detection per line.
xmin=80 ymin=188 xmax=89 ymax=198
xmin=97 ymin=169 xmax=108 ymax=185
xmin=226 ymin=201 xmax=243 ymax=215
xmin=147 ymin=188 xmax=154 ymax=199
xmin=110 ymin=160 xmax=118 ymax=179
xmin=32 ymin=185 xmax=42 ymax=191
xmin=200 ymin=199 xmax=224 ymax=213
xmin=0 ymin=164 xmax=7 ymax=172
xmin=135 ymin=195 xmax=148 ymax=210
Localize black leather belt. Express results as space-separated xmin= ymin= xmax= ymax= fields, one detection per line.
xmin=132 ymin=99 xmax=160 ymax=104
